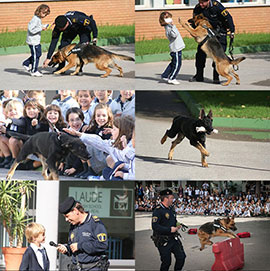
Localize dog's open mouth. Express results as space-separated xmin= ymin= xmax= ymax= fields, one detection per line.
xmin=48 ymin=61 xmax=57 ymax=67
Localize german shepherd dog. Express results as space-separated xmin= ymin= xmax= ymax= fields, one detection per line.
xmin=178 ymin=14 xmax=245 ymax=86
xmin=6 ymin=131 xmax=90 ymax=180
xmin=48 ymin=43 xmax=135 ymax=77
xmin=160 ymin=109 xmax=218 ymax=167
xmin=198 ymin=217 xmax=238 ymax=250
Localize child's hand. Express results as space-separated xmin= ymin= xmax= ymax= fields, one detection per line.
xmin=31 ymin=119 xmax=38 ymax=126
xmin=121 ymin=135 xmax=127 ymax=148
xmin=103 ymin=128 xmax=112 ymax=135
xmin=114 ymin=171 xmax=124 ymax=178
xmin=58 ymin=163 xmax=64 ymax=171
xmin=65 ymin=168 xmax=76 ymax=175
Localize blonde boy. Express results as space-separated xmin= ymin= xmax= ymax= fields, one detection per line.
xmin=19 ymin=222 xmax=50 ymax=271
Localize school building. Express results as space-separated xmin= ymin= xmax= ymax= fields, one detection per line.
xmin=0 ymin=0 xmax=134 ymax=32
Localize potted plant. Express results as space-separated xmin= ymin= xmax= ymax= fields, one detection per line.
xmin=0 ymin=180 xmax=35 ymax=271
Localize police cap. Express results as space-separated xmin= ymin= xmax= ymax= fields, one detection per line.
xmin=160 ymin=189 xmax=173 ymax=196
xmin=55 ymin=15 xmax=68 ymax=29
xmin=59 ymin=197 xmax=77 ymax=214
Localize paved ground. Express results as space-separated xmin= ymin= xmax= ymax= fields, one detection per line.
xmin=0 ymin=44 xmax=135 ymax=89
xmin=135 ymin=91 xmax=270 ymax=180
xmin=0 ymin=168 xmax=80 ymax=180
xmin=135 ymin=213 xmax=270 ymax=271
xmin=135 ymin=52 xmax=270 ymax=90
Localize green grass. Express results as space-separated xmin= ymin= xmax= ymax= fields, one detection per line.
xmin=189 ymin=91 xmax=270 ymax=120
xmin=135 ymin=33 xmax=270 ymax=56
xmin=0 ymin=24 xmax=134 ymax=48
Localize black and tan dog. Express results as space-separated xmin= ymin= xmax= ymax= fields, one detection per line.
xmin=48 ymin=43 xmax=134 ymax=77
xmin=160 ymin=109 xmax=218 ymax=167
xmin=178 ymin=14 xmax=245 ymax=86
xmin=6 ymin=131 xmax=90 ymax=180
xmin=198 ymin=217 xmax=238 ymax=250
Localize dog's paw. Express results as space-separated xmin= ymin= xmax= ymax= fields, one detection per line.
xmin=202 ymin=162 xmax=209 ymax=167
xmin=54 ymin=71 xmax=61 ymax=75
xmin=212 ymin=129 xmax=218 ymax=134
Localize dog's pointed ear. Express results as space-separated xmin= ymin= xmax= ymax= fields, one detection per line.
xmin=199 ymin=108 xmax=206 ymax=119
xmin=207 ymin=110 xmax=213 ymax=119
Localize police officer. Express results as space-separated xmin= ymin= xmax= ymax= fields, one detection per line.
xmin=42 ymin=11 xmax=98 ymax=72
xmin=152 ymin=189 xmax=186 ymax=271
xmin=190 ymin=0 xmax=235 ymax=84
xmin=58 ymin=197 xmax=109 ymax=271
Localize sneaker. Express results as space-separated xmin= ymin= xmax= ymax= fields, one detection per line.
xmin=168 ymin=79 xmax=180 ymax=85
xmin=23 ymin=65 xmax=31 ymax=72
xmin=88 ymin=175 xmax=100 ymax=181
xmin=161 ymin=76 xmax=169 ymax=81
xmin=31 ymin=71 xmax=43 ymax=77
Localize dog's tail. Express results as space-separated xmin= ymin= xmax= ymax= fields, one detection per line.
xmin=230 ymin=56 xmax=246 ymax=65
xmin=6 ymin=131 xmax=31 ymax=142
xmin=112 ymin=54 xmax=135 ymax=62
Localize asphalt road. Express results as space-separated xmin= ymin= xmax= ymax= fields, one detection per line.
xmin=135 ymin=213 xmax=270 ymax=271
xmin=0 ymin=44 xmax=135 ymax=90
xmin=135 ymin=91 xmax=270 ymax=180
xmin=135 ymin=52 xmax=270 ymax=90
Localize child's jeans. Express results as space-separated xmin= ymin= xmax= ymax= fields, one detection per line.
xmin=162 ymin=50 xmax=182 ymax=80
xmin=23 ymin=44 xmax=42 ymax=72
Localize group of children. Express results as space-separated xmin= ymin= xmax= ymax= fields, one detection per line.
xmin=0 ymin=90 xmax=135 ymax=180
xmin=135 ymin=184 xmax=270 ymax=217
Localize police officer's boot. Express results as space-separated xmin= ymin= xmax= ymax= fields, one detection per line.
xmin=213 ymin=69 xmax=220 ymax=84
xmin=189 ymin=68 xmax=204 ymax=82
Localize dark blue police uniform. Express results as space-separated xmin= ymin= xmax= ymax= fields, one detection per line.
xmin=59 ymin=197 xmax=109 ymax=271
xmin=47 ymin=11 xmax=98 ymax=60
xmin=152 ymin=203 xmax=186 ymax=271
xmin=65 ymin=213 xmax=108 ymax=271
xmin=192 ymin=0 xmax=235 ymax=82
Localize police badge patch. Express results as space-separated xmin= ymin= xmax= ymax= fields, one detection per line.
xmin=97 ymin=233 xmax=107 ymax=242
xmin=221 ymin=9 xmax=228 ymax=16
xmin=165 ymin=213 xmax=170 ymax=219
xmin=70 ymin=232 xmax=75 ymax=241
xmin=152 ymin=216 xmax=158 ymax=223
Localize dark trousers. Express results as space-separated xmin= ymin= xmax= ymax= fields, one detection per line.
xmin=195 ymin=33 xmax=227 ymax=78
xmin=162 ymin=51 xmax=182 ymax=80
xmin=23 ymin=44 xmax=42 ymax=72
xmin=158 ymin=239 xmax=186 ymax=271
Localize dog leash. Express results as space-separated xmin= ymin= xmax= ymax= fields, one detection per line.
xmin=228 ymin=35 xmax=239 ymax=71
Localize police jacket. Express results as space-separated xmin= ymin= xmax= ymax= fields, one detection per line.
xmin=47 ymin=11 xmax=98 ymax=59
xmin=193 ymin=0 xmax=235 ymax=34
xmin=152 ymin=203 xmax=177 ymax=236
xmin=65 ymin=213 xmax=108 ymax=264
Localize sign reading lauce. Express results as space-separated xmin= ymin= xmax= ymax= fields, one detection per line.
xmin=69 ymin=187 xmax=133 ymax=218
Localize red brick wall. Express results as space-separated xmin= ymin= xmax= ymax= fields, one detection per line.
xmin=135 ymin=6 xmax=270 ymax=40
xmin=0 ymin=0 xmax=134 ymax=32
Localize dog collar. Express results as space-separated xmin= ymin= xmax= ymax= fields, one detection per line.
xmin=213 ymin=219 xmax=227 ymax=232
xmin=199 ymin=26 xmax=216 ymax=47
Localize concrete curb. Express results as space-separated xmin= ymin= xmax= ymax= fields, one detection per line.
xmin=177 ymin=91 xmax=270 ymax=130
xmin=0 ymin=36 xmax=135 ymax=55
xmin=135 ymin=44 xmax=270 ymax=63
